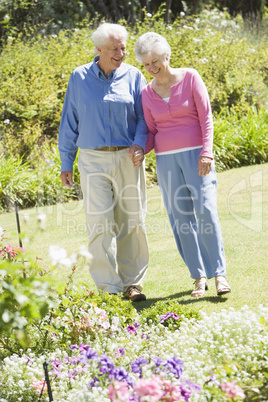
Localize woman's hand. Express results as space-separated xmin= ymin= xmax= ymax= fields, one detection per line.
xmin=198 ymin=156 xmax=212 ymax=177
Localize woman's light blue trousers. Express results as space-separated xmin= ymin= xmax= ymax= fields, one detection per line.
xmin=156 ymin=148 xmax=226 ymax=279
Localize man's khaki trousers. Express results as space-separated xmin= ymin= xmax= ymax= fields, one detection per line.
xmin=78 ymin=148 xmax=149 ymax=294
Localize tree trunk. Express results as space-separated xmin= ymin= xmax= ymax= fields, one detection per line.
xmin=165 ymin=0 xmax=172 ymax=24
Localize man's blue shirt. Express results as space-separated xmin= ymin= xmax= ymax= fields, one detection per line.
xmin=58 ymin=56 xmax=148 ymax=172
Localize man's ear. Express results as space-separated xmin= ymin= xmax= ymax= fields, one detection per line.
xmin=96 ymin=46 xmax=101 ymax=54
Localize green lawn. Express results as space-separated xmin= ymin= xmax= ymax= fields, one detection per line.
xmin=1 ymin=163 xmax=267 ymax=315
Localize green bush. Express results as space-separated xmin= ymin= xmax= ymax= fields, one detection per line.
xmin=0 ymin=8 xmax=267 ymax=162
xmin=139 ymin=299 xmax=201 ymax=331
xmin=0 ymin=8 xmax=267 ymax=210
xmin=0 ymin=145 xmax=81 ymax=212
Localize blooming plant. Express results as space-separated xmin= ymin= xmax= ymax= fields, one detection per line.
xmin=0 ymin=231 xmax=25 ymax=261
xmin=0 ymin=237 xmax=268 ymax=401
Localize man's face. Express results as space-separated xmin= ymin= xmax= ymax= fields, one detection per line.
xmin=97 ymin=35 xmax=126 ymax=76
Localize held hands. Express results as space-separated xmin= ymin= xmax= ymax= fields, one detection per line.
xmin=128 ymin=144 xmax=144 ymax=167
xmin=60 ymin=171 xmax=74 ymax=188
xmin=198 ymin=156 xmax=212 ymax=177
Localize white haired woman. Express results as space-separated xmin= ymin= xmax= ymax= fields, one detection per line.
xmin=135 ymin=32 xmax=231 ymax=297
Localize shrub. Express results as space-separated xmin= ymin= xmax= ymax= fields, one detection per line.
xmin=139 ymin=299 xmax=201 ymax=331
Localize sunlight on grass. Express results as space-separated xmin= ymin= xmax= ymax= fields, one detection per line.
xmin=1 ymin=164 xmax=267 ymax=315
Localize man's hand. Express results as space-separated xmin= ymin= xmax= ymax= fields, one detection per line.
xmin=128 ymin=145 xmax=144 ymax=167
xmin=198 ymin=156 xmax=212 ymax=177
xmin=60 ymin=171 xmax=74 ymax=188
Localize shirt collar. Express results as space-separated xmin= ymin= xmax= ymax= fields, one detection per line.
xmin=92 ymin=55 xmax=121 ymax=80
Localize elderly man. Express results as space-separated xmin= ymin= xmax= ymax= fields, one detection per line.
xmin=58 ymin=23 xmax=149 ymax=301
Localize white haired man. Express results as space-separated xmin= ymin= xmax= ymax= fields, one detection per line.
xmin=58 ymin=23 xmax=149 ymax=301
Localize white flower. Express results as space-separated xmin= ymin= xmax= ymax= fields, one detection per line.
xmin=49 ymin=245 xmax=68 ymax=266
xmin=4 ymin=119 xmax=10 ymax=124
xmin=200 ymin=58 xmax=209 ymax=63
xmin=78 ymin=245 xmax=93 ymax=261
xmin=146 ymin=13 xmax=152 ymax=17
xmin=23 ymin=214 xmax=29 ymax=224
xmin=180 ymin=11 xmax=185 ymax=17
xmin=0 ymin=226 xmax=4 ymax=240
xmin=37 ymin=214 xmax=46 ymax=229
xmin=183 ymin=25 xmax=193 ymax=30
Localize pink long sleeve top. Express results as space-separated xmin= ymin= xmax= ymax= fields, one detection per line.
xmin=142 ymin=68 xmax=214 ymax=158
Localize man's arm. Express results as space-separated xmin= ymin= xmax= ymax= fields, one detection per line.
xmin=58 ymin=73 xmax=79 ymax=176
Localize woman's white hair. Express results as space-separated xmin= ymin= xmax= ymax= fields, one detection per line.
xmin=91 ymin=23 xmax=128 ymax=48
xmin=135 ymin=32 xmax=171 ymax=63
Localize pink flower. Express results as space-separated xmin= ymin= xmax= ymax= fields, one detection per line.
xmin=220 ymin=381 xmax=245 ymax=400
xmin=134 ymin=375 xmax=164 ymax=401
xmin=32 ymin=379 xmax=47 ymax=394
xmin=127 ymin=324 xmax=137 ymax=334
xmin=5 ymin=243 xmax=13 ymax=253
xmin=2 ymin=244 xmax=25 ymax=260
xmin=108 ymin=380 xmax=130 ymax=401
xmin=162 ymin=380 xmax=182 ymax=401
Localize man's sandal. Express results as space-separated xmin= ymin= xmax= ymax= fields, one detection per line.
xmin=191 ymin=277 xmax=208 ymax=297
xmin=215 ymin=276 xmax=231 ymax=296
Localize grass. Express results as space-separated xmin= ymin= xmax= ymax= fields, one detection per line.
xmin=1 ymin=163 xmax=268 ymax=315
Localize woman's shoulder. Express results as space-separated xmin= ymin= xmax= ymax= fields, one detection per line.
xmin=176 ymin=67 xmax=200 ymax=77
xmin=142 ymin=80 xmax=154 ymax=93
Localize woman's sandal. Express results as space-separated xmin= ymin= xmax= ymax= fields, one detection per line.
xmin=215 ymin=276 xmax=231 ymax=296
xmin=191 ymin=277 xmax=208 ymax=297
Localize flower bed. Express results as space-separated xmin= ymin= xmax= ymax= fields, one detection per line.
xmin=0 ymin=233 xmax=268 ymax=401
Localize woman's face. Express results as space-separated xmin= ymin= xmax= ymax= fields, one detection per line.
xmin=141 ymin=51 xmax=170 ymax=78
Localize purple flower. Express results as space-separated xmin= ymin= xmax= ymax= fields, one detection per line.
xmin=70 ymin=356 xmax=81 ymax=365
xmin=151 ymin=356 xmax=163 ymax=373
xmin=113 ymin=366 xmax=133 ymax=386
xmin=208 ymin=373 xmax=220 ymax=387
xmin=98 ymin=354 xmax=115 ymax=375
xmin=68 ymin=369 xmax=76 ymax=379
xmin=52 ymin=358 xmax=62 ymax=368
xmin=52 ymin=366 xmax=62 ymax=378
xmin=133 ymin=322 xmax=140 ymax=329
xmin=164 ymin=356 xmax=184 ymax=379
xmin=70 ymin=344 xmax=78 ymax=351
xmin=79 ymin=343 xmax=91 ymax=352
xmin=184 ymin=380 xmax=201 ymax=393
xmin=142 ymin=332 xmax=150 ymax=340
xmin=26 ymin=356 xmax=33 ymax=365
xmin=80 ymin=348 xmax=99 ymax=365
xmin=179 ymin=383 xmax=192 ymax=402
xmin=131 ymin=356 xmax=148 ymax=377
xmin=90 ymin=376 xmax=100 ymax=388
xmin=153 ymin=356 xmax=163 ymax=367
xmin=115 ymin=348 xmax=125 ymax=357
xmin=160 ymin=312 xmax=180 ymax=323
xmin=129 ymin=396 xmax=139 ymax=402
xmin=127 ymin=324 xmax=137 ymax=334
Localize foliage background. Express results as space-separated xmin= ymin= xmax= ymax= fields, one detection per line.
xmin=0 ymin=8 xmax=268 ymax=212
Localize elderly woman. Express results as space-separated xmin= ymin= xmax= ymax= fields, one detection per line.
xmin=135 ymin=32 xmax=231 ymax=297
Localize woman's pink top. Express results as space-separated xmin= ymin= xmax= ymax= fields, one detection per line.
xmin=142 ymin=68 xmax=213 ymax=158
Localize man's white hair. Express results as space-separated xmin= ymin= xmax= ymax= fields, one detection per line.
xmin=135 ymin=32 xmax=171 ymax=63
xmin=91 ymin=23 xmax=128 ymax=48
